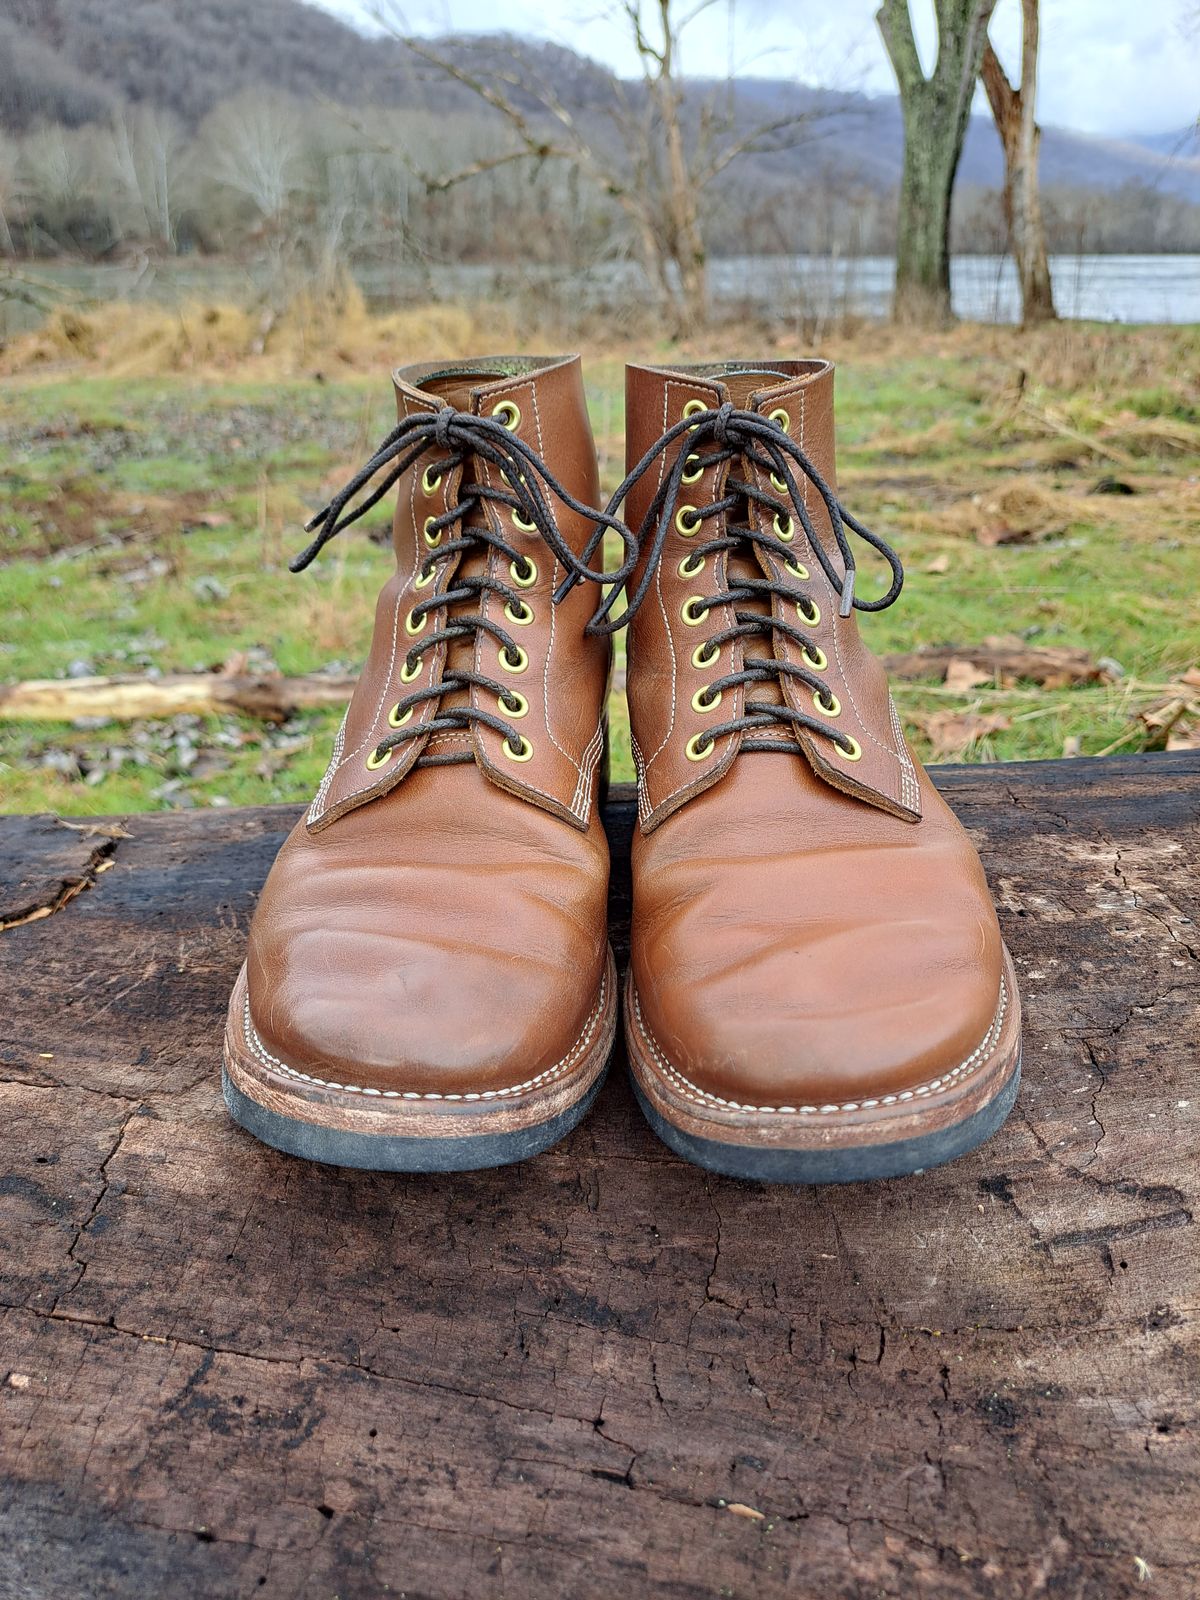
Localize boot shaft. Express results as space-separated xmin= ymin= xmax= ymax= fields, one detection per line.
xmin=307 ymin=355 xmax=613 ymax=832
xmin=621 ymin=358 xmax=920 ymax=828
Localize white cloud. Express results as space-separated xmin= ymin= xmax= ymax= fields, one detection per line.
xmin=320 ymin=0 xmax=1200 ymax=137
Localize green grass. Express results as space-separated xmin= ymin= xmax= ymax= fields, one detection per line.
xmin=2 ymin=322 xmax=1198 ymax=815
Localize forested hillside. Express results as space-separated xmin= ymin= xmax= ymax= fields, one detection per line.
xmin=1 ymin=0 xmax=1198 ymax=266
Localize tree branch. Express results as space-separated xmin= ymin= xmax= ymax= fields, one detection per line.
xmin=876 ymin=0 xmax=927 ymax=94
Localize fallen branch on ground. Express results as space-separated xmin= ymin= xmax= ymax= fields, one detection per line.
xmin=0 ymin=672 xmax=356 ymax=724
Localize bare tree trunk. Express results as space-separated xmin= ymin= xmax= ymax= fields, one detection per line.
xmin=877 ymin=0 xmax=998 ymax=323
xmin=981 ymin=0 xmax=1056 ymax=325
xmin=648 ymin=0 xmax=708 ymax=329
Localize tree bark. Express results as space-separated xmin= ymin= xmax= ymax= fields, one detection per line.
xmin=981 ymin=0 xmax=1056 ymax=325
xmin=877 ymin=0 xmax=999 ymax=323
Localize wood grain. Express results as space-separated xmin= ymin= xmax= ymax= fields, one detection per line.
xmin=1 ymin=754 xmax=1197 ymax=1600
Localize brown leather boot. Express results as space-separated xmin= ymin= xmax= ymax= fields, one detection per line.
xmin=223 ymin=356 xmax=630 ymax=1170
xmin=614 ymin=359 xmax=1022 ymax=1182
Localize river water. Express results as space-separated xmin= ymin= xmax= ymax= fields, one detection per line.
xmin=3 ymin=253 xmax=1198 ymax=333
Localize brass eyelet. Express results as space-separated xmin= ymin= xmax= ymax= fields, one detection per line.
xmin=678 ymin=552 xmax=705 ymax=579
xmin=423 ymin=516 xmax=442 ymax=548
xmin=400 ymin=656 xmax=422 ymax=684
xmin=492 ymin=399 xmax=521 ymax=430
xmin=365 ymin=745 xmax=392 ymax=771
xmin=675 ymin=505 xmax=700 ymax=537
xmin=500 ymin=645 xmax=528 ymax=674
xmin=681 ymin=596 xmax=707 ymax=627
xmin=692 ymin=640 xmax=719 ymax=670
xmin=512 ymin=508 xmax=538 ymax=533
xmin=682 ymin=398 xmax=707 ymax=422
xmin=504 ymin=598 xmax=534 ymax=626
xmin=770 ymin=471 xmax=787 ymax=493
xmin=774 ymin=512 xmax=795 ymax=542
xmin=835 ymin=735 xmax=863 ymax=762
xmin=801 ymin=644 xmax=827 ymax=672
xmin=387 ymin=702 xmax=413 ymax=729
xmin=680 ymin=453 xmax=704 ymax=485
xmin=692 ymin=686 xmax=721 ymax=714
xmin=414 ymin=563 xmax=436 ymax=590
xmin=769 ymin=407 xmax=791 ymax=430
xmin=685 ymin=731 xmax=715 ymax=761
xmin=796 ymin=597 xmax=821 ymax=627
xmin=503 ymin=733 xmax=534 ymax=762
xmin=813 ymin=689 xmax=841 ymax=719
xmin=404 ymin=608 xmax=427 ymax=636
xmin=500 ymin=689 xmax=529 ymax=719
xmin=784 ymin=554 xmax=809 ymax=578
xmin=421 ymin=465 xmax=442 ymax=496
xmin=510 ymin=556 xmax=538 ymax=589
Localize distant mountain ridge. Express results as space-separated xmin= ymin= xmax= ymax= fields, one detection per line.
xmin=2 ymin=0 xmax=1198 ymax=203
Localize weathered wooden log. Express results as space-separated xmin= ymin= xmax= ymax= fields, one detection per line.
xmin=0 ymin=756 xmax=1197 ymax=1599
xmin=0 ymin=672 xmax=358 ymax=724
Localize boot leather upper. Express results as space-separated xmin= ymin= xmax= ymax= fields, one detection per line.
xmin=624 ymin=360 xmax=1008 ymax=1108
xmin=244 ymin=356 xmax=611 ymax=1096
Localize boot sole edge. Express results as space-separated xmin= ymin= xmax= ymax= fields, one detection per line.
xmin=222 ymin=947 xmax=617 ymax=1172
xmin=625 ymin=952 xmax=1022 ymax=1184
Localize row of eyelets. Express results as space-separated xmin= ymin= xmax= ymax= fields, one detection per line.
xmin=371 ymin=397 xmax=528 ymax=776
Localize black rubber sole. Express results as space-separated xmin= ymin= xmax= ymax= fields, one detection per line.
xmin=223 ymin=1058 xmax=609 ymax=1172
xmin=631 ymin=1056 xmax=1021 ymax=1184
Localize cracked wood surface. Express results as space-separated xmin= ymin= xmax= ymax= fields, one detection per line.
xmin=0 ymin=753 xmax=1197 ymax=1600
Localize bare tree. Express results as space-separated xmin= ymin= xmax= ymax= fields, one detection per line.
xmin=202 ymin=92 xmax=308 ymax=228
xmin=981 ymin=0 xmax=1054 ymax=324
xmin=876 ymin=0 xmax=998 ymax=322
xmin=383 ymin=2 xmax=822 ymax=333
xmin=0 ymin=133 xmax=17 ymax=256
xmin=105 ymin=108 xmax=184 ymax=252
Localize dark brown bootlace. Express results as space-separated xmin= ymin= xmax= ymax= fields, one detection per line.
xmin=592 ymin=401 xmax=904 ymax=761
xmin=291 ymin=405 xmax=637 ymax=766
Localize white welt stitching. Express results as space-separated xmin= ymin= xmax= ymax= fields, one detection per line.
xmin=632 ymin=977 xmax=1008 ymax=1115
xmin=243 ymin=965 xmax=609 ymax=1101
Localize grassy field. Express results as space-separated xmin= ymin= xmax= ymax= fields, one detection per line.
xmin=1 ymin=299 xmax=1198 ymax=815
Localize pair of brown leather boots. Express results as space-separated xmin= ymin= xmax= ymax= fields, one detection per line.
xmin=223 ymin=355 xmax=1021 ymax=1183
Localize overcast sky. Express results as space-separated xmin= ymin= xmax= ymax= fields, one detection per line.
xmin=317 ymin=0 xmax=1200 ymax=139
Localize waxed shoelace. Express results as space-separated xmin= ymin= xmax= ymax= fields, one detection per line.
xmin=291 ymin=405 xmax=637 ymax=765
xmin=589 ymin=400 xmax=904 ymax=760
